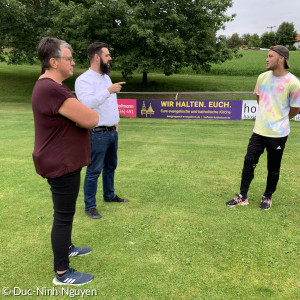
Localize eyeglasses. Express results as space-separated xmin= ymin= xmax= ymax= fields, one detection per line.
xmin=54 ymin=56 xmax=74 ymax=62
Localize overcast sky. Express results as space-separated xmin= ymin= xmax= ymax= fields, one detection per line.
xmin=218 ymin=0 xmax=300 ymax=37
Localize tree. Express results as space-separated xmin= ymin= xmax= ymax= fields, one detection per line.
xmin=276 ymin=22 xmax=297 ymax=49
xmin=241 ymin=33 xmax=251 ymax=46
xmin=50 ymin=0 xmax=236 ymax=83
xmin=0 ymin=0 xmax=56 ymax=64
xmin=2 ymin=0 xmax=238 ymax=84
xmin=248 ymin=34 xmax=261 ymax=48
xmin=226 ymin=33 xmax=243 ymax=49
xmin=260 ymin=31 xmax=277 ymax=48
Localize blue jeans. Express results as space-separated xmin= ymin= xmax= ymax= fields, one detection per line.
xmin=84 ymin=130 xmax=118 ymax=210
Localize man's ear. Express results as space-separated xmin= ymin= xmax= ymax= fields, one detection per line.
xmin=94 ymin=53 xmax=101 ymax=63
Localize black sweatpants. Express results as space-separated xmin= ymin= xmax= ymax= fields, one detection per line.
xmin=240 ymin=133 xmax=288 ymax=199
xmin=47 ymin=168 xmax=81 ymax=272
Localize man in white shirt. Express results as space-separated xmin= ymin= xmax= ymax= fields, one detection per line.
xmin=75 ymin=42 xmax=128 ymax=219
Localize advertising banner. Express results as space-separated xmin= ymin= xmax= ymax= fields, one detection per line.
xmin=117 ymin=98 xmax=299 ymax=121
xmin=117 ymin=99 xmax=137 ymax=118
xmin=293 ymin=114 xmax=300 ymax=121
xmin=137 ymin=99 xmax=243 ymax=120
xmin=242 ymin=100 xmax=257 ymax=119
xmin=242 ymin=100 xmax=300 ymax=121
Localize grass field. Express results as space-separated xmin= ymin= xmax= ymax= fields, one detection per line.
xmin=208 ymin=50 xmax=300 ymax=77
xmin=1 ymin=50 xmax=300 ymax=103
xmin=1 ymin=103 xmax=300 ymax=299
xmin=0 ymin=51 xmax=300 ymax=299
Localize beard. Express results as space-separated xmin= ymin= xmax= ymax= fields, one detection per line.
xmin=266 ymin=58 xmax=280 ymax=71
xmin=100 ymin=60 xmax=111 ymax=75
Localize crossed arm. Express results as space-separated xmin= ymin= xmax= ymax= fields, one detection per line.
xmin=58 ymin=98 xmax=99 ymax=129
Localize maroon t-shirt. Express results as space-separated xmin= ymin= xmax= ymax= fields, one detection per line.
xmin=32 ymin=78 xmax=91 ymax=178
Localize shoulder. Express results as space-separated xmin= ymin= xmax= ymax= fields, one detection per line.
xmin=34 ymin=78 xmax=58 ymax=89
xmin=257 ymin=71 xmax=271 ymax=81
xmin=75 ymin=69 xmax=91 ymax=81
xmin=286 ymin=73 xmax=300 ymax=94
xmin=286 ymin=72 xmax=300 ymax=84
xmin=33 ymin=78 xmax=66 ymax=96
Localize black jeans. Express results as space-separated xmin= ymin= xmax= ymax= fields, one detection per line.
xmin=47 ymin=168 xmax=81 ymax=272
xmin=240 ymin=133 xmax=288 ymax=198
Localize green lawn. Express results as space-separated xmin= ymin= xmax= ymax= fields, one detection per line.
xmin=207 ymin=50 xmax=300 ymax=77
xmin=2 ymin=49 xmax=300 ymax=103
xmin=1 ymin=103 xmax=299 ymax=299
xmin=0 ymin=61 xmax=257 ymax=104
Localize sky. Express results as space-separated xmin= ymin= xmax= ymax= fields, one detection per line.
xmin=218 ymin=0 xmax=300 ymax=37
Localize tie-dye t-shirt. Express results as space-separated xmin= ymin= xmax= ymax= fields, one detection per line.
xmin=253 ymin=71 xmax=300 ymax=137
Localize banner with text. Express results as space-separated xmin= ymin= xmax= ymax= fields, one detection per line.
xmin=136 ymin=99 xmax=243 ymax=120
xmin=242 ymin=100 xmax=257 ymax=119
xmin=117 ymin=99 xmax=137 ymax=117
xmin=118 ymin=99 xmax=299 ymax=121
xmin=241 ymin=100 xmax=300 ymax=121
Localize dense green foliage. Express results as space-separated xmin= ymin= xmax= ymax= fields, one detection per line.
xmin=225 ymin=22 xmax=298 ymax=50
xmin=260 ymin=32 xmax=277 ymax=49
xmin=276 ymin=22 xmax=298 ymax=49
xmin=1 ymin=0 xmax=237 ymax=82
xmin=0 ymin=0 xmax=56 ymax=63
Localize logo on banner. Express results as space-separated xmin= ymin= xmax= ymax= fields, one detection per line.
xmin=141 ymin=101 xmax=155 ymax=118
xmin=242 ymin=100 xmax=257 ymax=119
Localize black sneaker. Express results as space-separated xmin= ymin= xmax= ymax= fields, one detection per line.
xmin=53 ymin=267 xmax=93 ymax=286
xmin=85 ymin=208 xmax=101 ymax=219
xmin=226 ymin=194 xmax=249 ymax=207
xmin=109 ymin=195 xmax=129 ymax=203
xmin=260 ymin=196 xmax=272 ymax=210
xmin=69 ymin=245 xmax=92 ymax=257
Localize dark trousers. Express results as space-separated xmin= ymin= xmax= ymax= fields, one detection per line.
xmin=240 ymin=133 xmax=288 ymax=198
xmin=47 ymin=168 xmax=81 ymax=272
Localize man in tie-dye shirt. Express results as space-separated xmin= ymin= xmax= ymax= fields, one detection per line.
xmin=226 ymin=45 xmax=300 ymax=210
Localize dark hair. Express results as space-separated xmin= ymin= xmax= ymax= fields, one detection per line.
xmin=37 ymin=37 xmax=73 ymax=70
xmin=87 ymin=42 xmax=108 ymax=62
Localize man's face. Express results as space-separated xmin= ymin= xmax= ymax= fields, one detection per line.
xmin=266 ymin=50 xmax=282 ymax=71
xmin=99 ymin=47 xmax=112 ymax=75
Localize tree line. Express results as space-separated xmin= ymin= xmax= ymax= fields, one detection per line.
xmin=0 ymin=0 xmax=239 ymax=82
xmin=224 ymin=22 xmax=298 ymax=50
xmin=0 ymin=1 xmax=298 ymax=83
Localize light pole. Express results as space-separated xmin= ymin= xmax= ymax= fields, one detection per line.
xmin=267 ymin=25 xmax=276 ymax=32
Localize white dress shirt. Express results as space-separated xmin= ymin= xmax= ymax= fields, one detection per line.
xmin=75 ymin=68 xmax=120 ymax=127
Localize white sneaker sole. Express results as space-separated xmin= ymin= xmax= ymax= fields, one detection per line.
xmin=52 ymin=277 xmax=93 ymax=286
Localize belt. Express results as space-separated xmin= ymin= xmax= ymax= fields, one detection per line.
xmin=93 ymin=126 xmax=116 ymax=132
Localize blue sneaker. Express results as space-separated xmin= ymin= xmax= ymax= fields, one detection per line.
xmin=69 ymin=245 xmax=92 ymax=257
xmin=53 ymin=267 xmax=93 ymax=286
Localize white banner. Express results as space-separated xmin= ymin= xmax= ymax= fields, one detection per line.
xmin=242 ymin=100 xmax=299 ymax=121
xmin=242 ymin=100 xmax=257 ymax=119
